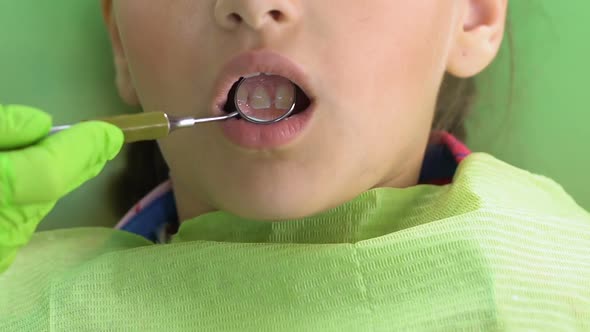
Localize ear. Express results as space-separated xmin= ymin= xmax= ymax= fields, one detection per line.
xmin=102 ymin=0 xmax=139 ymax=106
xmin=447 ymin=0 xmax=508 ymax=78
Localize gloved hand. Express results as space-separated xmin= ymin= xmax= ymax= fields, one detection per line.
xmin=0 ymin=105 xmax=123 ymax=273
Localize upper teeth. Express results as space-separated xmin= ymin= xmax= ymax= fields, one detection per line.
xmin=243 ymin=72 xmax=262 ymax=79
xmin=243 ymin=72 xmax=273 ymax=79
xmin=250 ymin=86 xmax=272 ymax=109
xmin=235 ymin=72 xmax=297 ymax=111
xmin=236 ymin=83 xmax=296 ymax=110
xmin=275 ymin=85 xmax=295 ymax=110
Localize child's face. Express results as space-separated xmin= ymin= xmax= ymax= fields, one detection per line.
xmin=105 ymin=0 xmax=506 ymax=220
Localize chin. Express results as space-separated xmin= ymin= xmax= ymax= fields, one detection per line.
xmin=211 ymin=184 xmax=334 ymax=221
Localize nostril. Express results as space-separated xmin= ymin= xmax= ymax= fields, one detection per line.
xmin=221 ymin=9 xmax=288 ymax=28
xmin=229 ymin=13 xmax=243 ymax=24
xmin=269 ymin=10 xmax=283 ymax=22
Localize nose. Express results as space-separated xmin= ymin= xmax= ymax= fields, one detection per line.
xmin=214 ymin=0 xmax=301 ymax=31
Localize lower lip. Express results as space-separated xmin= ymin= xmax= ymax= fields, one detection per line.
xmin=219 ymin=105 xmax=315 ymax=149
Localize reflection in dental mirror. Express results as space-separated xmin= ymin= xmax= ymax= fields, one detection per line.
xmin=234 ymin=73 xmax=297 ymax=123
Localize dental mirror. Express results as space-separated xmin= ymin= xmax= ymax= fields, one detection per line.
xmin=50 ymin=74 xmax=298 ymax=143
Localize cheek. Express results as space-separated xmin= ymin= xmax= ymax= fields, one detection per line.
xmin=114 ymin=1 xmax=215 ymax=111
xmin=304 ymin=2 xmax=456 ymax=177
xmin=312 ymin=1 xmax=455 ymax=117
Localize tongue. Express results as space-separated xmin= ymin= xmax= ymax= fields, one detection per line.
xmin=235 ymin=74 xmax=296 ymax=122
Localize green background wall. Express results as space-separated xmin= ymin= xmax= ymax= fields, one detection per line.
xmin=467 ymin=1 xmax=590 ymax=211
xmin=0 ymin=1 xmax=588 ymax=230
xmin=0 ymin=2 xmax=138 ymax=230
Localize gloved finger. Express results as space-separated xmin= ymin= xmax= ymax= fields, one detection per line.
xmin=0 ymin=105 xmax=52 ymax=150
xmin=0 ymin=121 xmax=124 ymax=205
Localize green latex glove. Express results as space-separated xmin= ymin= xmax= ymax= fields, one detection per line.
xmin=0 ymin=105 xmax=123 ymax=273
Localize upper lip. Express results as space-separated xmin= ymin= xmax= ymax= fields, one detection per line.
xmin=211 ymin=50 xmax=314 ymax=115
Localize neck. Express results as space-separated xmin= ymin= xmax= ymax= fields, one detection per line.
xmin=170 ymin=177 xmax=217 ymax=223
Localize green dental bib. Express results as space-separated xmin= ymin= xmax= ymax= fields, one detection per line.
xmin=1 ymin=153 xmax=589 ymax=331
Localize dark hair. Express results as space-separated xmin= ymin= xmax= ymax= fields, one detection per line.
xmin=433 ymin=75 xmax=476 ymax=141
xmin=111 ymin=141 xmax=169 ymax=216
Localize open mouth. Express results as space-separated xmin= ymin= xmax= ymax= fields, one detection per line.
xmin=214 ymin=51 xmax=317 ymax=149
xmin=222 ymin=73 xmax=312 ymax=120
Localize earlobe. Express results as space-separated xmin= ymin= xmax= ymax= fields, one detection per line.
xmin=102 ymin=0 xmax=140 ymax=106
xmin=446 ymin=0 xmax=508 ymax=78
